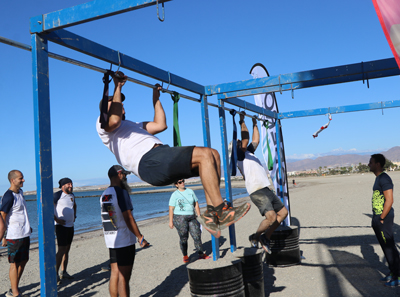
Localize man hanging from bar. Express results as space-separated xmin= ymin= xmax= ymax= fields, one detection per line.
xmin=96 ymin=71 xmax=250 ymax=238
xmin=235 ymin=113 xmax=288 ymax=253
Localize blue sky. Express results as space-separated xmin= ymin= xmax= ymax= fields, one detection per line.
xmin=1 ymin=0 xmax=399 ymax=191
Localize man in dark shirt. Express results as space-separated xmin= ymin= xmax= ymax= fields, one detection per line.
xmin=368 ymin=153 xmax=400 ymax=287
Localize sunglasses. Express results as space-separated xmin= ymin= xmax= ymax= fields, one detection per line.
xmin=177 ymin=180 xmax=185 ymax=184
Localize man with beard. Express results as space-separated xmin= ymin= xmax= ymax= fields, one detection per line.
xmin=54 ymin=177 xmax=77 ymax=283
xmin=368 ymin=154 xmax=400 ymax=287
xmin=100 ymin=165 xmax=149 ymax=297
xmin=96 ymin=72 xmax=250 ymax=238
xmin=0 ymin=170 xmax=31 ymax=297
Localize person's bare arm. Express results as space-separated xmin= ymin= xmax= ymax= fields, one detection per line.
xmin=194 ymin=202 xmax=201 ymax=217
xmin=143 ymin=84 xmax=167 ymax=135
xmin=239 ymin=113 xmax=249 ymax=151
xmin=104 ymin=71 xmax=127 ymax=132
xmin=251 ymin=117 xmax=260 ymax=151
xmin=1 ymin=212 xmax=7 ymax=247
xmin=380 ymin=189 xmax=394 ymax=222
xmin=122 ymin=210 xmax=149 ymax=247
xmin=0 ymin=215 xmax=5 ymax=241
xmin=169 ymin=206 xmax=175 ymax=229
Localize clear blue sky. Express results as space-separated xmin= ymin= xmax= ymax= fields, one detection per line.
xmin=1 ymin=0 xmax=399 ymax=191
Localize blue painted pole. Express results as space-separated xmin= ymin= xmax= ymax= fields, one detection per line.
xmin=274 ymin=120 xmax=286 ymax=226
xmin=31 ymin=33 xmax=57 ymax=297
xmin=218 ymin=98 xmax=237 ymax=252
xmin=200 ymin=95 xmax=220 ymax=261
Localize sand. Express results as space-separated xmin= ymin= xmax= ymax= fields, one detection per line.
xmin=1 ymin=172 xmax=400 ymax=296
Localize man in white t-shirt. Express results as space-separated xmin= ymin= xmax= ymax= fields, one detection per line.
xmin=0 ymin=170 xmax=31 ymax=297
xmin=96 ymin=71 xmax=250 ymax=238
xmin=236 ymin=114 xmax=288 ymax=254
xmin=100 ymin=165 xmax=149 ymax=297
xmin=54 ymin=177 xmax=77 ymax=283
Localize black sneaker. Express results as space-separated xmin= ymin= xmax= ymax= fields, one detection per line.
xmin=249 ymin=234 xmax=259 ymax=248
xmin=61 ymin=271 xmax=74 ymax=280
xmin=197 ymin=210 xmax=221 ymax=238
xmin=259 ymin=234 xmax=271 ymax=254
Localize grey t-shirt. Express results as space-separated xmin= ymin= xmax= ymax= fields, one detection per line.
xmin=372 ymin=172 xmax=393 ymax=216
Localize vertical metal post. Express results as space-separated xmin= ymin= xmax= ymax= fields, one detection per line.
xmin=31 ymin=33 xmax=57 ymax=297
xmin=200 ymin=95 xmax=220 ymax=260
xmin=217 ymin=98 xmax=236 ymax=252
xmin=275 ymin=120 xmax=285 ymax=226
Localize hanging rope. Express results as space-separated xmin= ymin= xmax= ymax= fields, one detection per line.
xmin=263 ymin=120 xmax=274 ymax=171
xmin=171 ymin=91 xmax=182 ymax=147
xmin=229 ymin=110 xmax=237 ymax=176
xmin=313 ymin=113 xmax=332 ymax=138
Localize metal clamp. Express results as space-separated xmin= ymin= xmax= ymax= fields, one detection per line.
xmin=157 ymin=0 xmax=165 ymax=22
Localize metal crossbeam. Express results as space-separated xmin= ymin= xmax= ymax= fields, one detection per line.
xmin=30 ymin=0 xmax=171 ymax=33
xmin=278 ymin=99 xmax=400 ymax=119
xmin=45 ymin=29 xmax=205 ymax=94
xmin=207 ymin=58 xmax=400 ymax=98
xmin=220 ymin=96 xmax=278 ymax=119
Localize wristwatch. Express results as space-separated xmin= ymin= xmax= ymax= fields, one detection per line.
xmin=380 ymin=216 xmax=385 ymax=220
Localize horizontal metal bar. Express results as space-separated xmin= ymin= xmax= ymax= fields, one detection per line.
xmin=278 ymin=100 xmax=400 ymax=119
xmin=0 ymin=35 xmax=200 ymax=103
xmin=44 ymin=29 xmax=205 ymax=95
xmin=219 ymin=96 xmax=277 ymax=119
xmin=30 ymin=0 xmax=172 ymax=33
xmin=206 ymin=58 xmax=400 ymax=97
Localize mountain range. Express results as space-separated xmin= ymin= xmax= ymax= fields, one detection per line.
xmin=286 ymin=146 xmax=400 ymax=172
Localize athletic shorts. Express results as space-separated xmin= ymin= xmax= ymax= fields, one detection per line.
xmin=55 ymin=225 xmax=74 ymax=247
xmin=7 ymin=237 xmax=30 ymax=264
xmin=138 ymin=145 xmax=196 ymax=186
xmin=109 ymin=244 xmax=136 ymax=266
xmin=250 ymin=187 xmax=285 ymax=216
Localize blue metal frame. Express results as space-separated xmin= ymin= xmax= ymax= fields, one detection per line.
xmin=206 ymin=58 xmax=400 ymax=98
xmin=278 ymin=99 xmax=400 ymax=119
xmin=31 ymin=33 xmax=57 ymax=297
xmin=200 ymin=95 xmax=220 ymax=260
xmin=218 ymin=98 xmax=237 ymax=252
xmin=30 ymin=0 xmax=172 ymax=33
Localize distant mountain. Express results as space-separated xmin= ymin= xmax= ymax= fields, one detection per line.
xmin=286 ymin=146 xmax=400 ymax=172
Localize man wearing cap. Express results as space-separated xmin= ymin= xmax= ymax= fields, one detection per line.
xmin=96 ymin=72 xmax=250 ymax=238
xmin=1 ymin=170 xmax=31 ymax=297
xmin=54 ymin=177 xmax=77 ymax=283
xmin=100 ymin=165 xmax=149 ymax=297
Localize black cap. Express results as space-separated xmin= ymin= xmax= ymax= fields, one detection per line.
xmin=108 ymin=165 xmax=131 ymax=178
xmin=59 ymin=178 xmax=73 ymax=188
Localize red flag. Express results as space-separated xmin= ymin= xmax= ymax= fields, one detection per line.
xmin=372 ymin=0 xmax=400 ymax=68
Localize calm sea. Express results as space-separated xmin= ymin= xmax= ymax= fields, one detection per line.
xmin=12 ymin=184 xmax=247 ymax=243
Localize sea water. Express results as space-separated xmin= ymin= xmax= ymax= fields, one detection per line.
xmin=19 ymin=185 xmax=248 ymax=242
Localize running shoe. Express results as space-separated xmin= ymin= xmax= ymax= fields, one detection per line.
xmin=57 ymin=275 xmax=62 ymax=285
xmin=197 ymin=211 xmax=221 ymax=238
xmin=259 ymin=234 xmax=272 ymax=254
xmin=248 ymin=234 xmax=259 ymax=248
xmin=5 ymin=289 xmax=12 ymax=297
xmin=380 ymin=273 xmax=393 ymax=282
xmin=198 ymin=253 xmax=211 ymax=260
xmin=217 ymin=203 xmax=251 ymax=230
xmin=183 ymin=255 xmax=189 ymax=263
xmin=61 ymin=271 xmax=74 ymax=280
xmin=385 ymin=277 xmax=400 ymax=287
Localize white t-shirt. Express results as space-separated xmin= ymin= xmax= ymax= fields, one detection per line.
xmin=100 ymin=186 xmax=136 ymax=249
xmin=237 ymin=146 xmax=271 ymax=195
xmin=54 ymin=190 xmax=75 ymax=228
xmin=96 ymin=117 xmax=162 ymax=178
xmin=0 ymin=189 xmax=31 ymax=239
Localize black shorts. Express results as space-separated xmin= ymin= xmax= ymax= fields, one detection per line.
xmin=250 ymin=187 xmax=285 ymax=216
xmin=109 ymin=244 xmax=136 ymax=266
xmin=56 ymin=225 xmax=74 ymax=247
xmin=138 ymin=145 xmax=196 ymax=186
xmin=7 ymin=237 xmax=30 ymax=264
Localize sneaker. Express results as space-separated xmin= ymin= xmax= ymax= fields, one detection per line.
xmin=61 ymin=271 xmax=74 ymax=280
xmin=198 ymin=253 xmax=211 ymax=260
xmin=5 ymin=289 xmax=13 ymax=297
xmin=259 ymin=234 xmax=272 ymax=254
xmin=183 ymin=255 xmax=189 ymax=263
xmin=57 ymin=275 xmax=62 ymax=285
xmin=380 ymin=273 xmax=393 ymax=282
xmin=197 ymin=211 xmax=221 ymax=238
xmin=385 ymin=277 xmax=400 ymax=287
xmin=217 ymin=203 xmax=251 ymax=230
xmin=248 ymin=234 xmax=259 ymax=248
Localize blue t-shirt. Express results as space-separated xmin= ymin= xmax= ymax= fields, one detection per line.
xmin=169 ymin=188 xmax=198 ymax=216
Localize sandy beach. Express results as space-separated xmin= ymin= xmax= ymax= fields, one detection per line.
xmin=1 ymin=172 xmax=400 ymax=296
